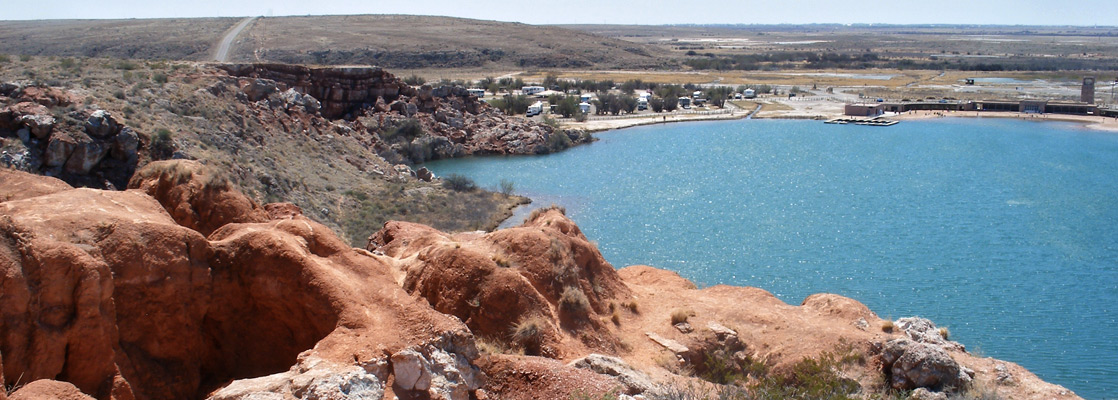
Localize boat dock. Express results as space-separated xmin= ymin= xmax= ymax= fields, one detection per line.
xmin=824 ymin=116 xmax=899 ymax=126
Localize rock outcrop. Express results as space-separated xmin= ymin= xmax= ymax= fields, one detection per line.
xmin=127 ymin=160 xmax=269 ymax=236
xmin=1 ymin=83 xmax=139 ymax=189
xmin=8 ymin=380 xmax=96 ymax=400
xmin=368 ymin=207 xmax=631 ymax=357
xmin=882 ymin=339 xmax=973 ymax=391
xmin=0 ymin=164 xmax=484 ymax=400
xmin=218 ymin=63 xmax=592 ymax=164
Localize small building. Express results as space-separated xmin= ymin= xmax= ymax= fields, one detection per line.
xmin=580 ymin=94 xmax=594 ymax=103
xmin=844 ymin=103 xmax=884 ymax=117
xmin=678 ymin=96 xmax=691 ymax=109
xmin=1082 ymin=77 xmax=1096 ymax=104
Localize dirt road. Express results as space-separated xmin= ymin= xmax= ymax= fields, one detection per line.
xmin=214 ymin=17 xmax=256 ymax=62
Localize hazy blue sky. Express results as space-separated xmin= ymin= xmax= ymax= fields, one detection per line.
xmin=6 ymin=0 xmax=1118 ymax=26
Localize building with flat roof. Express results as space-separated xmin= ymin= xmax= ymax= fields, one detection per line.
xmin=1082 ymin=77 xmax=1096 ymax=104
xmin=844 ymin=103 xmax=884 ymax=117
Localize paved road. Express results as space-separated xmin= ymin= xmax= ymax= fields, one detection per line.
xmin=214 ymin=17 xmax=257 ymax=62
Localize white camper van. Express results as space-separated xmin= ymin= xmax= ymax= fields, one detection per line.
xmin=527 ymin=101 xmax=544 ymax=117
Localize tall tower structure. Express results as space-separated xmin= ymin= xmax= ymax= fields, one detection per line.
xmin=1082 ymin=77 xmax=1096 ymax=104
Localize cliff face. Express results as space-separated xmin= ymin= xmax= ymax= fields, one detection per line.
xmin=0 ymin=163 xmax=1080 ymax=400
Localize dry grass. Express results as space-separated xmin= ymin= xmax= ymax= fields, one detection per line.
xmin=670 ymin=309 xmax=693 ymax=325
xmin=510 ymin=315 xmax=549 ymax=355
xmin=882 ymin=320 xmax=895 ymax=333
xmin=939 ymin=326 xmax=951 ymax=341
xmin=558 ymin=286 xmax=591 ymax=317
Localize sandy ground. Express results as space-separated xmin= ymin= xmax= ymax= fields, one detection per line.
xmin=562 ymin=94 xmax=1118 ymax=133
xmin=890 ymin=110 xmax=1118 ymax=132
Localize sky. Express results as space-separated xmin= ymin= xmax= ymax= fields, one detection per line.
xmin=4 ymin=0 xmax=1118 ymax=26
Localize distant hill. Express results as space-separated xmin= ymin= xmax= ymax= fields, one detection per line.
xmin=0 ymin=15 xmax=672 ymax=69
xmin=0 ymin=18 xmax=236 ymax=60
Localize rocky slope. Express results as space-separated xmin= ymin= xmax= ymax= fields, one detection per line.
xmin=0 ymin=58 xmax=588 ymax=244
xmin=1 ymin=162 xmax=1080 ymax=400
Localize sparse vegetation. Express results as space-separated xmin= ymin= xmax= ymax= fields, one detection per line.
xmin=150 ymin=128 xmax=175 ymax=160
xmin=671 ymin=309 xmax=692 ymax=325
xmin=442 ymin=173 xmax=478 ymax=192
xmin=882 ymin=320 xmax=895 ymax=333
xmin=498 ymin=179 xmax=515 ymax=196
xmin=559 ymin=286 xmax=591 ymax=317
xmin=511 ymin=315 xmax=548 ymax=355
xmin=939 ymin=327 xmax=951 ymax=341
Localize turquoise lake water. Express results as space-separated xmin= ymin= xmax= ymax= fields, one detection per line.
xmin=424 ymin=118 xmax=1118 ymax=398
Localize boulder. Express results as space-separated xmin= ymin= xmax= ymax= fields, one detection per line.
xmin=8 ymin=380 xmax=96 ymax=400
xmin=881 ymin=339 xmax=971 ymax=391
xmin=0 ymin=169 xmax=72 ymax=201
xmin=84 ymin=110 xmax=119 ymax=138
xmin=244 ymin=79 xmax=278 ymax=102
xmin=110 ymin=127 xmax=139 ymax=162
xmin=18 ymin=114 xmax=55 ymax=139
xmin=63 ymin=137 xmax=110 ymax=175
xmin=416 ymin=167 xmax=434 ymax=182
xmin=895 ymin=317 xmax=964 ymax=351
xmin=569 ymin=354 xmax=655 ymax=395
xmin=43 ymin=132 xmax=78 ymax=167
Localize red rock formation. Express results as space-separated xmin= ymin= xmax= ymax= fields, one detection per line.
xmin=8 ymin=380 xmax=96 ymax=400
xmin=218 ymin=64 xmax=415 ymax=119
xmin=368 ymin=207 xmax=631 ymax=357
xmin=476 ymin=355 xmax=619 ymax=400
xmin=127 ymin=160 xmax=269 ymax=237
xmin=0 ymin=164 xmax=482 ymax=400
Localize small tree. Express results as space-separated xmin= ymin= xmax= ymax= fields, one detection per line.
xmin=442 ymin=174 xmax=477 ymax=192
xmin=499 ymin=179 xmax=515 ymax=195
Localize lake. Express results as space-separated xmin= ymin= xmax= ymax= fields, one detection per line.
xmin=425 ymin=118 xmax=1118 ymax=398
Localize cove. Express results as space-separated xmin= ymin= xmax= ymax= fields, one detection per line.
xmin=424 ymin=118 xmax=1118 ymax=398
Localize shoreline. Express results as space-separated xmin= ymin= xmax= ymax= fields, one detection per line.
xmin=888 ymin=110 xmax=1118 ymax=132
xmin=561 ymin=107 xmax=1118 ymax=134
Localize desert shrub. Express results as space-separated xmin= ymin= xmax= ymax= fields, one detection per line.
xmin=559 ymin=286 xmax=591 ymax=317
xmin=115 ymin=60 xmax=139 ymax=70
xmin=19 ymin=54 xmax=32 ymax=62
xmin=498 ymin=179 xmax=515 ymax=195
xmin=511 ymin=315 xmax=548 ymax=355
xmin=623 ymin=301 xmax=639 ymax=314
xmin=58 ymin=57 xmax=77 ymax=69
xmin=750 ymin=353 xmax=861 ymax=400
xmin=546 ymin=130 xmax=573 ymax=152
xmin=526 ymin=204 xmax=567 ymax=223
xmin=152 ymin=73 xmax=168 ymax=84
xmin=882 ymin=320 xmax=895 ymax=333
xmin=492 ymin=252 xmax=511 ymax=268
xmin=671 ymin=309 xmax=692 ymax=325
xmin=113 ymin=90 xmax=126 ymax=100
xmin=939 ymin=327 xmax=950 ymax=341
xmin=403 ymin=74 xmax=426 ymax=86
xmin=0 ymin=54 xmax=9 ymax=63
xmin=442 ymin=173 xmax=477 ymax=192
xmin=381 ymin=118 xmax=424 ymax=142
xmin=540 ymin=114 xmax=560 ymax=128
xmin=151 ymin=128 xmax=175 ymax=160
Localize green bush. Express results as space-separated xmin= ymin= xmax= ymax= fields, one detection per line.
xmin=381 ymin=118 xmax=424 ymax=143
xmin=151 ymin=128 xmax=175 ymax=160
xmin=442 ymin=173 xmax=477 ymax=192
xmin=19 ymin=54 xmax=31 ymax=62
xmin=152 ymin=73 xmax=168 ymax=84
xmin=403 ymin=75 xmax=426 ymax=86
